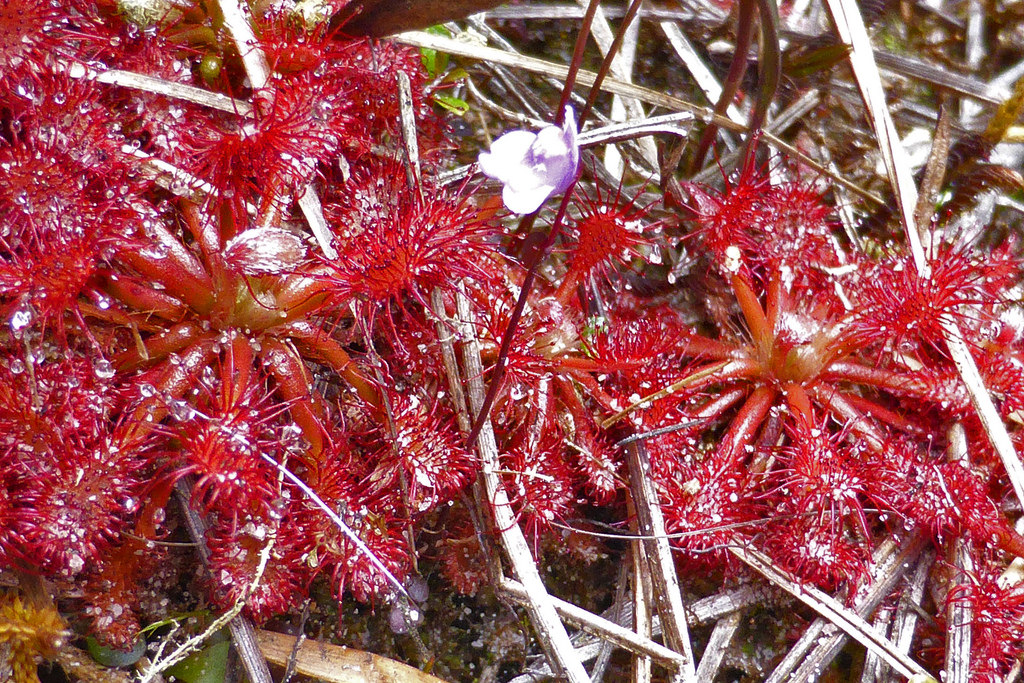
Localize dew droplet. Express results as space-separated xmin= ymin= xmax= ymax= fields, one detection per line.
xmin=9 ymin=304 xmax=34 ymax=334
xmin=140 ymin=243 xmax=169 ymax=260
xmin=93 ymin=359 xmax=116 ymax=379
xmin=168 ymin=399 xmax=196 ymax=422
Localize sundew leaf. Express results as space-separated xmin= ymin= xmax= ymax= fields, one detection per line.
xmin=164 ymin=632 xmax=230 ymax=683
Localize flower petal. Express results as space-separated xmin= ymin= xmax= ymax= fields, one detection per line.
xmin=477 ymin=106 xmax=579 ymax=214
xmin=503 ymin=182 xmax=558 ymax=215
xmin=478 ymin=130 xmax=538 ymax=184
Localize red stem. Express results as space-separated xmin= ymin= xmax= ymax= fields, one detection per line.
xmin=731 ymin=273 xmax=771 ymax=355
xmin=181 ymin=199 xmax=222 ymax=265
xmin=116 ymin=221 xmax=215 ymax=314
xmin=823 ymin=361 xmax=967 ymax=410
xmin=828 ymin=390 xmax=922 ymax=435
xmin=113 ymin=321 xmax=203 ymax=372
xmin=120 ymin=337 xmax=218 ymax=444
xmin=696 ymin=386 xmax=749 ymax=423
xmin=567 ymin=370 xmax=620 ymax=414
xmin=553 ymin=271 xmax=581 ymax=306
xmin=226 ymin=332 xmax=254 ymax=405
xmin=101 ymin=273 xmax=188 ymax=323
xmin=716 ymin=384 xmax=775 ymax=469
xmin=467 ymin=189 xmax=576 ymax=446
xmin=78 ymin=300 xmax=163 ymax=333
xmin=284 ymin=321 xmax=382 ymax=414
xmin=692 ymin=0 xmax=757 ymax=170
xmin=807 ymin=385 xmax=887 ymax=452
xmin=260 ymin=339 xmax=326 ymax=458
xmin=578 ymin=0 xmax=646 ymax=129
xmin=273 ymin=267 xmax=334 ymax=322
xmin=764 ymin=268 xmax=784 ymax=337
xmin=782 ymin=382 xmax=815 ymax=426
xmin=555 ymin=0 xmax=601 ymax=125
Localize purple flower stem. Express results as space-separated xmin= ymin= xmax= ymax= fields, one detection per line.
xmin=555 ymin=0 xmax=601 ymax=125
xmin=578 ymin=0 xmax=646 ymax=129
xmin=466 ymin=180 xmax=579 ymax=447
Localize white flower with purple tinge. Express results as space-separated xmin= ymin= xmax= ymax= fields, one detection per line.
xmin=478 ymin=106 xmax=579 ymax=214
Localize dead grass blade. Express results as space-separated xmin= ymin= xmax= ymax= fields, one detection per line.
xmin=822 ymin=0 xmax=922 ymax=257
xmin=631 ymin=538 xmax=654 ymax=683
xmin=497 ymin=577 xmax=687 ymax=668
xmin=914 ymin=107 xmax=952 ymax=232
xmin=581 ymin=0 xmax=659 ymax=171
xmin=78 ymin=67 xmax=251 ymax=114
xmin=733 ymin=544 xmax=931 ymax=680
xmin=823 ymin=0 xmax=1024 ymax=514
xmin=257 ymin=630 xmax=449 ymax=683
xmin=454 ymin=289 xmax=590 ymax=683
xmin=944 ymin=425 xmax=973 ymax=683
xmin=694 ymin=612 xmax=741 ymax=680
xmin=766 ymin=536 xmax=927 ymax=682
xmin=138 ymin=478 xmax=274 ymax=683
xmin=625 ymin=443 xmax=697 ymax=681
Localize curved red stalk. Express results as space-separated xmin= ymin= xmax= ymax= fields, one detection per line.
xmin=273 ymin=269 xmax=334 ymax=322
xmin=113 ymin=321 xmax=204 ymax=372
xmin=577 ymin=0 xmax=645 ymax=128
xmin=226 ymin=333 xmax=255 ymax=404
xmin=716 ymin=384 xmax=775 ymax=468
xmin=284 ymin=321 xmax=382 ymax=414
xmin=78 ymin=300 xmax=161 ymax=332
xmin=100 ymin=274 xmax=188 ymax=323
xmin=822 ymin=360 xmax=921 ymax=390
xmin=677 ymin=332 xmax=745 ymax=361
xmin=116 ymin=223 xmax=215 ymax=315
xmin=764 ymin=268 xmax=785 ymax=336
xmin=260 ymin=339 xmax=325 ymax=457
xmin=181 ymin=199 xmax=223 ymax=264
xmin=564 ymin=370 xmax=620 ymax=415
xmin=555 ymin=0 xmax=600 ymax=124
xmin=831 ymin=391 xmax=924 ymax=435
xmin=691 ymin=0 xmax=756 ymax=170
xmin=824 ymin=360 xmax=964 ymax=407
xmin=782 ymin=382 xmax=814 ymax=426
xmin=556 ymin=355 xmax=647 ymax=373
xmin=121 ymin=338 xmax=219 ymax=444
xmin=808 ymin=386 xmax=887 ymax=452
xmin=468 ymin=190 xmax=577 ymax=445
xmin=731 ymin=272 xmax=772 ymax=355
xmin=553 ymin=272 xmax=582 ymax=307
xmin=694 ymin=386 xmax=750 ymax=424
xmin=994 ymin=526 xmax=1024 ymax=558
xmin=553 ymin=374 xmax=590 ymax=426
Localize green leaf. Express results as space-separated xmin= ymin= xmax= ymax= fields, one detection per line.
xmin=420 ymin=25 xmax=452 ymax=76
xmin=424 ymin=24 xmax=453 ymax=37
xmin=783 ymin=43 xmax=852 ymax=79
xmin=441 ymin=67 xmax=469 ymax=84
xmin=139 ymin=610 xmax=209 ymax=637
xmin=433 ymin=93 xmax=469 ymax=114
xmin=164 ymin=632 xmax=230 ymax=683
xmin=85 ymin=635 xmax=146 ymax=667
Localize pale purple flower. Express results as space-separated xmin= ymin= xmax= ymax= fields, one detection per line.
xmin=478 ymin=106 xmax=579 ymax=214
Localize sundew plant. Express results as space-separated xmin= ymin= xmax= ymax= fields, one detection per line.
xmin=1 ymin=0 xmax=1024 ymax=682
